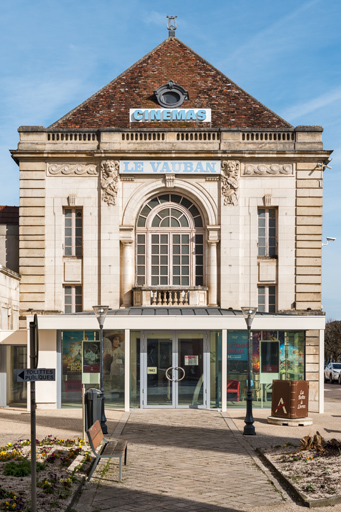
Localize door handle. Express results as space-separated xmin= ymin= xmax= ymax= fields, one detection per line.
xmin=165 ymin=366 xmax=186 ymax=382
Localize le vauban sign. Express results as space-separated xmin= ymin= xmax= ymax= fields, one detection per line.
xmin=120 ymin=160 xmax=220 ymax=174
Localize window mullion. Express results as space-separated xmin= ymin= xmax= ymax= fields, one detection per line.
xmin=169 ymin=232 xmax=172 ymax=285
xmin=265 ymin=210 xmax=269 ymax=257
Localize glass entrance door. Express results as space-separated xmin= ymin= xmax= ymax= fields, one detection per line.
xmin=177 ymin=335 xmax=204 ymax=406
xmin=141 ymin=332 xmax=208 ymax=408
xmin=146 ymin=335 xmax=173 ymax=406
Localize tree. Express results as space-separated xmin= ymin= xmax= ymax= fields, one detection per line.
xmin=324 ymin=320 xmax=341 ymax=362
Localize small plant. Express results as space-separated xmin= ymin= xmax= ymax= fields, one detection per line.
xmin=0 ymin=488 xmax=17 ymax=500
xmin=37 ymin=473 xmax=58 ymax=494
xmin=4 ymin=459 xmax=45 ymax=477
xmin=306 ymin=483 xmax=314 ymax=492
xmin=2 ymin=496 xmax=26 ymax=511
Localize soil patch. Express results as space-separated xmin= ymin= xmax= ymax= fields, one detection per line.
xmin=264 ymin=433 xmax=341 ymax=504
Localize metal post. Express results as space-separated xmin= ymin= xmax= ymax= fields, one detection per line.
xmin=82 ymin=385 xmax=85 ymax=440
xmin=241 ymin=307 xmax=257 ymax=436
xmin=99 ymin=321 xmax=108 ymax=434
xmin=243 ymin=323 xmax=255 ymax=435
xmin=92 ymin=306 xmax=109 ymax=434
xmin=29 ymin=320 xmax=37 ymax=512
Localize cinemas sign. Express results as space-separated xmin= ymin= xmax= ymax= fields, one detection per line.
xmin=130 ymin=108 xmax=211 ymax=122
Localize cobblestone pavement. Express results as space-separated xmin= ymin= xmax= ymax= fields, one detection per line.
xmin=74 ymin=409 xmax=286 ymax=511
xmin=0 ymin=407 xmax=123 ymax=445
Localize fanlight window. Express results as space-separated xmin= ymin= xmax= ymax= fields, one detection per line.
xmin=136 ymin=194 xmax=204 ymax=287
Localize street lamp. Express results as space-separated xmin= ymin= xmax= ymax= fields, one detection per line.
xmin=93 ymin=305 xmax=109 ymax=434
xmin=241 ymin=307 xmax=257 ymax=436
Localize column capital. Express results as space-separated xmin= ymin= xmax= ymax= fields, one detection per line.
xmin=207 ymin=225 xmax=220 ymax=243
xmin=121 ymin=239 xmax=133 ymax=246
xmin=119 ymin=225 xmax=134 ymax=244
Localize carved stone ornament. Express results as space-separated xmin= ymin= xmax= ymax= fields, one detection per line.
xmin=101 ymin=160 xmax=119 ymax=206
xmin=243 ymin=163 xmax=293 ymax=176
xmin=221 ymin=160 xmax=240 ymax=206
xmin=164 ymin=175 xmax=175 ymax=188
xmin=47 ymin=163 xmax=98 ymax=176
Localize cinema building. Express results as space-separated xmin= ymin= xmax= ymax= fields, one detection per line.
xmin=1 ymin=28 xmax=331 ymax=413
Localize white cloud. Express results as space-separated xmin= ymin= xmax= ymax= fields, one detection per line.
xmin=282 ymin=87 xmax=341 ymax=121
xmin=218 ymin=0 xmax=321 ymax=71
xmin=144 ymin=11 xmax=167 ymax=27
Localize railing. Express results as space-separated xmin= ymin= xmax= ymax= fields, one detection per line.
xmin=47 ymin=132 xmax=98 ymax=142
xmin=133 ymin=286 xmax=208 ymax=307
xmin=176 ymin=132 xmax=220 ymax=141
xmin=151 ymin=290 xmax=188 ymax=306
xmin=241 ymin=131 xmax=295 ymax=142
xmin=122 ymin=132 xmax=165 ymax=141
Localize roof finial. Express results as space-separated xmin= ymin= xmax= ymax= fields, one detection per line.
xmin=167 ymin=15 xmax=177 ymax=37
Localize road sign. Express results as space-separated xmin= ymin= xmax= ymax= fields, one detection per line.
xmin=16 ymin=368 xmax=55 ymax=382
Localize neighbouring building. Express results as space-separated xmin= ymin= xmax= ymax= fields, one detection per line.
xmin=0 ymin=206 xmax=25 ymax=407
xmin=2 ymin=24 xmax=331 ymax=412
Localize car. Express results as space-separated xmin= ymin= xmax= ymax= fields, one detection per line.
xmin=324 ymin=362 xmax=341 ymax=383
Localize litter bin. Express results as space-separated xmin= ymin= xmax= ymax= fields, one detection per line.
xmin=271 ymin=380 xmax=309 ymax=419
xmin=85 ymin=388 xmax=102 ymax=431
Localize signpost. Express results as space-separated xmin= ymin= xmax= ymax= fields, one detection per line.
xmin=30 ymin=315 xmax=38 ymax=512
xmin=15 ymin=315 xmax=55 ymax=512
xmin=17 ymin=369 xmax=56 ymax=382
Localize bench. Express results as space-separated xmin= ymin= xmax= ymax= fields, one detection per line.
xmin=86 ymin=420 xmax=128 ymax=482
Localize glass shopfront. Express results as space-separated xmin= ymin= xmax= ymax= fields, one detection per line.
xmin=6 ymin=346 xmax=27 ymax=407
xmin=60 ymin=328 xmax=304 ymax=410
xmin=227 ymin=330 xmax=305 ymax=408
xmin=61 ymin=330 xmax=125 ymax=408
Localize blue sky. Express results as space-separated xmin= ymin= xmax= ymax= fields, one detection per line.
xmin=1 ymin=0 xmax=340 ymax=318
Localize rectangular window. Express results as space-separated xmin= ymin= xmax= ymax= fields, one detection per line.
xmin=172 ymin=234 xmax=190 ymax=286
xmin=64 ymin=208 xmax=83 ymax=257
xmin=258 ymin=208 xmax=277 ymax=257
xmin=151 ymin=234 xmax=169 ymax=286
xmin=64 ymin=285 xmax=83 ymax=313
xmin=258 ymin=285 xmax=276 ymax=313
xmin=136 ymin=234 xmax=146 ymax=286
xmin=195 ymin=234 xmax=204 ymax=286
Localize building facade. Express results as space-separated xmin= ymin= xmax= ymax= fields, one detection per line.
xmin=3 ymin=32 xmax=331 ymax=412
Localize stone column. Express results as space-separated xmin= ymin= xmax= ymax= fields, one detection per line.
xmin=207 ymin=240 xmax=218 ymax=306
xmin=121 ymin=240 xmax=134 ymax=308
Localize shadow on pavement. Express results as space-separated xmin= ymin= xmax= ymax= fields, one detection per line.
xmin=76 ymin=480 xmax=256 ymax=512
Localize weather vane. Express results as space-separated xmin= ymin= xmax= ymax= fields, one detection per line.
xmin=167 ymin=15 xmax=177 ymax=37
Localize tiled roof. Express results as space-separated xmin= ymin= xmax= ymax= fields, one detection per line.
xmin=0 ymin=206 xmax=19 ymax=225
xmin=50 ymin=38 xmax=291 ymax=130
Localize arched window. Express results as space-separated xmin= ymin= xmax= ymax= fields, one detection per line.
xmin=136 ymin=194 xmax=204 ymax=287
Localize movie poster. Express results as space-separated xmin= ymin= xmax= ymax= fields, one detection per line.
xmin=83 ymin=341 xmax=100 ymax=373
xmin=62 ymin=331 xmax=83 ymax=375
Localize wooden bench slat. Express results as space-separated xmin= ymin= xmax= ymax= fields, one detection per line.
xmin=86 ymin=421 xmax=128 ymax=482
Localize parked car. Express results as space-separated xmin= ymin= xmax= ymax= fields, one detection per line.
xmin=324 ymin=363 xmax=341 ymax=383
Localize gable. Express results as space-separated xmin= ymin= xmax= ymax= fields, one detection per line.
xmin=50 ymin=38 xmax=291 ymax=130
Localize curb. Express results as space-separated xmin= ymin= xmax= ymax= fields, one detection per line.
xmin=257 ymin=448 xmax=341 ymax=508
xmin=221 ymin=413 xmax=291 ymax=502
xmin=65 ymin=476 xmax=86 ymax=512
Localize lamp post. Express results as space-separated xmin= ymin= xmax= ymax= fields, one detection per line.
xmin=93 ymin=305 xmax=109 ymax=434
xmin=241 ymin=307 xmax=257 ymax=436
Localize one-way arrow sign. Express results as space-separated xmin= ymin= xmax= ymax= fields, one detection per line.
xmin=16 ymin=368 xmax=55 ymax=382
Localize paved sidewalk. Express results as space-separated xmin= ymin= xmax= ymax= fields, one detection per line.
xmin=74 ymin=409 xmax=286 ymax=511
xmin=0 ymin=407 xmax=124 ymax=446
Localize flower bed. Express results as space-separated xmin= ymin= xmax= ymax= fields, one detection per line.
xmin=0 ymin=436 xmax=92 ymax=511
xmin=262 ymin=434 xmax=341 ymax=505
